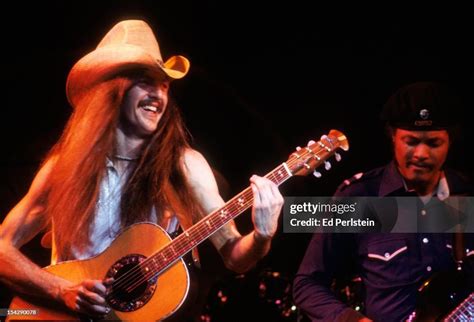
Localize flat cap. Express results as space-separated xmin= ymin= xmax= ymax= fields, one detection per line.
xmin=381 ymin=82 xmax=463 ymax=130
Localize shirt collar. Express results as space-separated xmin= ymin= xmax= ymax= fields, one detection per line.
xmin=378 ymin=161 xmax=450 ymax=199
xmin=106 ymin=157 xmax=116 ymax=169
xmin=435 ymin=173 xmax=450 ymax=200
xmin=378 ymin=161 xmax=405 ymax=196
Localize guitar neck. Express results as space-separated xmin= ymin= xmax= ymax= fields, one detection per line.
xmin=444 ymin=292 xmax=474 ymax=321
xmin=148 ymin=163 xmax=292 ymax=274
xmin=135 ymin=129 xmax=349 ymax=277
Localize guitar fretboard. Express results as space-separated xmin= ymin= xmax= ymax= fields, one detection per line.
xmin=113 ymin=130 xmax=347 ymax=293
xmin=145 ymin=163 xmax=292 ymax=276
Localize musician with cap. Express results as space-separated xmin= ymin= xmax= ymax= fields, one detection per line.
xmin=293 ymin=81 xmax=474 ymax=321
xmin=0 ymin=20 xmax=283 ymax=319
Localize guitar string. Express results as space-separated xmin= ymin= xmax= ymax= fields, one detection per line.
xmin=105 ymin=157 xmax=297 ymax=292
xmin=107 ymin=142 xmax=334 ymax=297
xmin=107 ymin=142 xmax=333 ymax=296
xmin=121 ymin=189 xmax=258 ymax=294
xmin=107 ymin=185 xmax=258 ymax=293
xmin=122 ymin=200 xmax=253 ymax=292
xmin=109 ymin=146 xmax=335 ymax=297
xmin=107 ymin=147 xmax=318 ymax=293
xmin=107 ymin=181 xmax=266 ymax=295
xmin=106 ymin=141 xmax=336 ymax=297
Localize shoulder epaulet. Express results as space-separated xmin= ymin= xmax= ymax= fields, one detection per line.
xmin=341 ymin=172 xmax=364 ymax=187
xmin=335 ymin=166 xmax=386 ymax=195
xmin=335 ymin=172 xmax=365 ymax=194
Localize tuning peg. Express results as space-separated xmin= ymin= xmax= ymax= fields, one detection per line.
xmin=320 ymin=135 xmax=328 ymax=141
xmin=307 ymin=140 xmax=316 ymax=146
xmin=324 ymin=161 xmax=332 ymax=170
xmin=335 ymin=152 xmax=342 ymax=162
xmin=313 ymin=170 xmax=322 ymax=178
xmin=296 ymin=146 xmax=302 ymax=151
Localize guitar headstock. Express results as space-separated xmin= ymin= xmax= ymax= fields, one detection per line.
xmin=287 ymin=129 xmax=349 ymax=177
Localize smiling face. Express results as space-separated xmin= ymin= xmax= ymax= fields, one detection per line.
xmin=119 ymin=73 xmax=170 ymax=138
xmin=393 ymin=128 xmax=450 ymax=190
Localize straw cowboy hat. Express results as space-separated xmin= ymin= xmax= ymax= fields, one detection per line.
xmin=66 ymin=19 xmax=190 ymax=107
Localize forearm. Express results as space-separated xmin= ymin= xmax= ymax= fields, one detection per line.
xmin=220 ymin=230 xmax=271 ymax=273
xmin=0 ymin=240 xmax=66 ymax=303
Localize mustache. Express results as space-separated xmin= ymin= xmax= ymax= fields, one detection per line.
xmin=138 ymin=98 xmax=165 ymax=112
xmin=407 ymin=161 xmax=433 ymax=168
xmin=138 ymin=98 xmax=163 ymax=106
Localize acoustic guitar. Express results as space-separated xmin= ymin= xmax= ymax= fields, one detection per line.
xmin=7 ymin=130 xmax=349 ymax=321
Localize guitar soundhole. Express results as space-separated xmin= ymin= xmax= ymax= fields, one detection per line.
xmin=105 ymin=254 xmax=158 ymax=312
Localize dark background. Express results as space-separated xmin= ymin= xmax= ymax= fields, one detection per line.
xmin=1 ymin=1 xmax=473 ymax=320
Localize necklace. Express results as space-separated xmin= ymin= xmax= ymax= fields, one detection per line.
xmin=114 ymin=154 xmax=139 ymax=161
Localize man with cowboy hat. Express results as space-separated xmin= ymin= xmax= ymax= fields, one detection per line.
xmin=0 ymin=20 xmax=284 ymax=319
xmin=293 ymin=81 xmax=474 ymax=321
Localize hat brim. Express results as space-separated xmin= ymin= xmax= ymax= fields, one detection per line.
xmin=66 ymin=44 xmax=190 ymax=107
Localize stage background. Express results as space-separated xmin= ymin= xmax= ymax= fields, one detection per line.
xmin=1 ymin=1 xmax=473 ymax=321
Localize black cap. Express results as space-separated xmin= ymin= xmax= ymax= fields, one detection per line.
xmin=381 ymin=82 xmax=463 ymax=130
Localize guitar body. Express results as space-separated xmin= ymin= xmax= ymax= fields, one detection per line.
xmin=8 ymin=223 xmax=190 ymax=321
